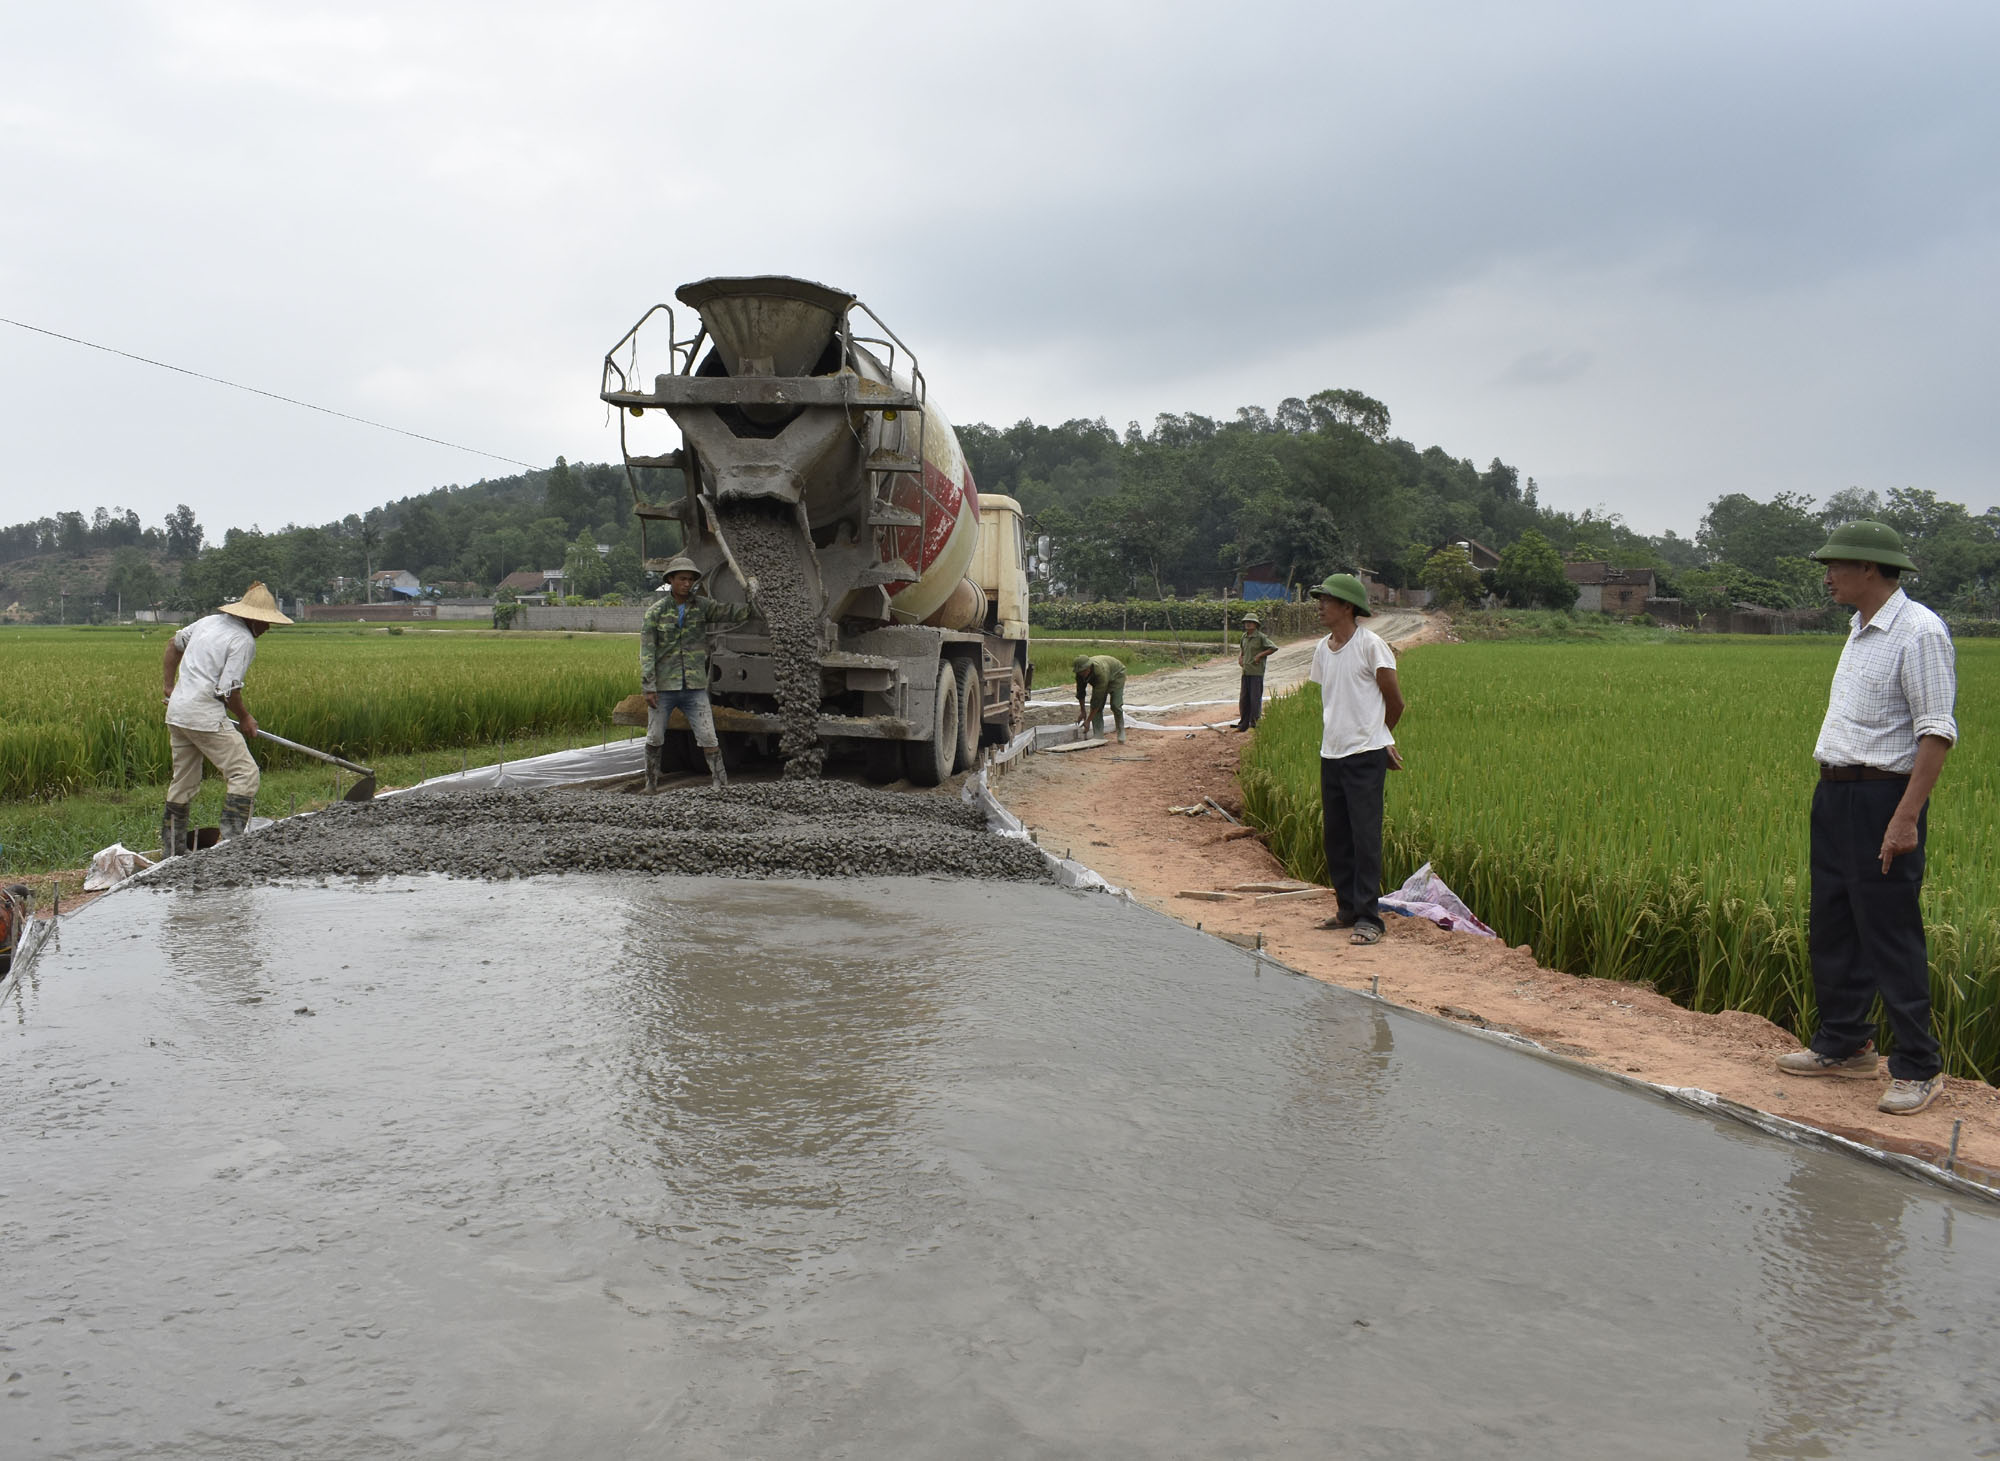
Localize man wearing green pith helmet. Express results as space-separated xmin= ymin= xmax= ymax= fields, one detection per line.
xmin=1072 ymin=654 xmax=1127 ymax=743
xmin=1775 ymin=520 xmax=1956 ymax=1118
xmin=1307 ymin=572 xmax=1404 ymax=947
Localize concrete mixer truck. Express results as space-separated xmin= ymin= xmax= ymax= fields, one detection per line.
xmin=600 ymin=276 xmax=1032 ymax=785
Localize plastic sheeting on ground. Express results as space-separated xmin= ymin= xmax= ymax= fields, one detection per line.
xmin=1025 ymin=696 xmax=1235 ymax=713
xmin=962 ymin=732 xmax=1123 ymax=896
xmin=1380 ymin=861 xmax=1497 ymax=938
xmin=384 ymin=737 xmax=647 ymax=795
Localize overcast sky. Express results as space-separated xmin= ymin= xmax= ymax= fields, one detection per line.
xmin=3 ymin=0 xmax=1995 ymax=540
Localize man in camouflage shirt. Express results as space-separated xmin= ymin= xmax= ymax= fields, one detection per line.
xmin=641 ymin=555 xmax=753 ymax=789
xmin=1072 ymin=653 xmax=1128 ymax=744
xmin=1233 ymin=609 xmax=1279 ymax=731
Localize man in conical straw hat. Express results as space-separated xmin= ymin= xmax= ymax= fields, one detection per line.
xmin=159 ymin=582 xmax=291 ymax=853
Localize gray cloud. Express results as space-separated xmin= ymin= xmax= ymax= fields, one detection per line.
xmin=2 ymin=0 xmax=1995 ymax=540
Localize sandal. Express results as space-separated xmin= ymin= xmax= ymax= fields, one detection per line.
xmin=1349 ymin=923 xmax=1383 ymax=946
xmin=1317 ymin=912 xmax=1357 ymax=931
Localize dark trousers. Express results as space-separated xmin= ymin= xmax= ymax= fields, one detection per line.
xmin=1321 ymin=749 xmax=1389 ymax=930
xmin=1808 ymin=777 xmax=1940 ymax=1081
xmin=1237 ymin=674 xmax=1265 ymax=729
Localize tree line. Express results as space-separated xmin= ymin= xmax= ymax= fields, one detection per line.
xmin=4 ymin=386 xmax=1996 ymax=622
xmin=958 ymin=393 xmax=2000 ymax=618
xmin=0 ymin=459 xmax=680 ymax=620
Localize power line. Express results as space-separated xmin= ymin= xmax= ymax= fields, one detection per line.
xmin=1 ymin=315 xmax=538 ymax=470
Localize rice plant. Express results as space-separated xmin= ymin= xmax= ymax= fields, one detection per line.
xmin=0 ymin=626 xmax=640 ymax=799
xmin=1239 ymin=637 xmax=2000 ymax=1079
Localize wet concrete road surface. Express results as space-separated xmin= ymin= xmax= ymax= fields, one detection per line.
xmin=5 ymin=877 xmax=1999 ymax=1458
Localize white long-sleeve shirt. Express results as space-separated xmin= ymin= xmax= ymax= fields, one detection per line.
xmin=1812 ymin=589 xmax=1958 ymax=773
xmin=165 ymin=613 xmax=258 ymax=733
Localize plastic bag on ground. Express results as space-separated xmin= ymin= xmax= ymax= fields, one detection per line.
xmin=84 ymin=843 xmax=155 ymax=891
xmin=1380 ymin=861 xmax=1497 ymax=938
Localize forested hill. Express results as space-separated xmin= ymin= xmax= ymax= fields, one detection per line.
xmin=3 ymin=386 xmax=1996 ymax=622
xmin=957 ymin=392 xmax=1998 ymax=615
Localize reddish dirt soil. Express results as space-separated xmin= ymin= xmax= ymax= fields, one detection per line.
xmin=994 ymin=650 xmax=2000 ymax=1187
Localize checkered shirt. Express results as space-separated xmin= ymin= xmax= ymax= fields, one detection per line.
xmin=1813 ymin=589 xmax=1958 ymax=773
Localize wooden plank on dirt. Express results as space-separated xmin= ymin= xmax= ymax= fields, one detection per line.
xmin=1043 ymin=738 xmax=1109 ymax=754
xmin=1175 ymin=890 xmax=1241 ymax=902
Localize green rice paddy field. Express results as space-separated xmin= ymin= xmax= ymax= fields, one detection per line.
xmin=1241 ymin=636 xmax=2000 ymax=1079
xmin=2 ymin=625 xmax=640 ymax=801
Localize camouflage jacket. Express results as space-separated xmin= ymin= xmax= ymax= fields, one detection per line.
xmin=640 ymin=592 xmax=751 ymax=692
xmin=1075 ymin=654 xmax=1126 ymax=715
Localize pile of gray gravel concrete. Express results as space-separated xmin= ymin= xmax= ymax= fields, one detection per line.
xmin=144 ymin=781 xmax=1052 ymax=890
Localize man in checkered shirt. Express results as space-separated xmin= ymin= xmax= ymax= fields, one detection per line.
xmin=1776 ymin=521 xmax=1957 ymax=1116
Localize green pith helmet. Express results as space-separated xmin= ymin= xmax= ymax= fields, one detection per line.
xmin=1240 ymin=609 xmax=1262 ymax=624
xmin=1072 ymin=655 xmax=1091 ymax=677
xmin=654 ymin=555 xmax=703 ymax=589
xmin=1810 ymin=520 xmax=1916 ymax=571
xmin=1307 ymin=572 xmax=1372 ymax=616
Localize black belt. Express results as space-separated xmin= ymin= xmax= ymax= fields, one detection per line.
xmin=1819 ymin=764 xmax=1908 ymax=782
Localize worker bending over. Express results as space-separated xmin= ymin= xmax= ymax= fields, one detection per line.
xmin=160 ymin=582 xmax=291 ymax=854
xmin=641 ymin=555 xmax=752 ymax=789
xmin=1233 ymin=609 xmax=1279 ymax=731
xmin=1073 ymin=654 xmax=1127 ymax=744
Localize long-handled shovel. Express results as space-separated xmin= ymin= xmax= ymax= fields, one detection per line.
xmin=254 ymin=729 xmax=378 ymax=801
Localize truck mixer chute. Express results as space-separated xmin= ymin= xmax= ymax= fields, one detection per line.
xmin=602 ymin=277 xmax=1031 ymax=785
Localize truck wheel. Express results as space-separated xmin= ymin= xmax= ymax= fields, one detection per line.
xmin=903 ymin=661 xmax=958 ymax=787
xmin=992 ymin=671 xmax=1026 ymax=744
xmin=953 ymin=661 xmax=981 ymax=773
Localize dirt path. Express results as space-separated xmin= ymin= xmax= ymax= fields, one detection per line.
xmin=1047 ymin=610 xmax=1428 ymax=710
xmin=995 ymin=615 xmax=2000 ymax=1185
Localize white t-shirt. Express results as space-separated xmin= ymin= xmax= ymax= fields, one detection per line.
xmin=165 ymin=613 xmax=258 ymax=732
xmin=1309 ymin=626 xmax=1397 ymax=760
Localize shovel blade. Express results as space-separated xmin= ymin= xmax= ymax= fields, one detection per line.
xmin=343 ymin=775 xmax=377 ymax=803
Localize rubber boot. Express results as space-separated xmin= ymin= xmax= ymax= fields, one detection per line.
xmin=705 ymin=749 xmax=727 ymax=789
xmin=644 ymin=741 xmax=661 ymax=793
xmin=1116 ymin=723 xmax=1128 ymax=745
xmin=218 ymin=792 xmax=255 ymax=841
xmin=160 ymin=800 xmax=190 ymax=859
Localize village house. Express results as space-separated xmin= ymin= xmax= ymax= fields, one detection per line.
xmin=1563 ymin=561 xmax=1658 ymax=615
xmin=370 ymin=568 xmax=422 ymax=599
xmin=496 ymin=568 xmax=566 ymax=603
xmin=1453 ymin=538 xmax=1502 ymax=571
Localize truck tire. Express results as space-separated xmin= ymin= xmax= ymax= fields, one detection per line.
xmin=953 ymin=660 xmax=981 ymax=773
xmin=991 ymin=670 xmax=1027 ymax=745
xmin=903 ymin=661 xmax=958 ymax=787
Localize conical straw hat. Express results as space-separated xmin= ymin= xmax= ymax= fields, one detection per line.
xmin=218 ymin=582 xmax=293 ymax=625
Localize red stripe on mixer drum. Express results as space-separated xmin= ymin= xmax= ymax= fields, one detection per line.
xmin=884 ymin=461 xmax=969 ymax=583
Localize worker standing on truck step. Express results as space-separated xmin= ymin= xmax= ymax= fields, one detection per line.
xmin=159 ymin=582 xmax=292 ymax=854
xmin=1306 ymin=573 xmax=1403 ymax=946
xmin=1232 ymin=610 xmax=1279 ymax=732
xmin=1072 ymin=654 xmax=1128 ymax=744
xmin=1776 ymin=521 xmax=1956 ymax=1117
xmin=641 ymin=555 xmax=753 ymax=790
